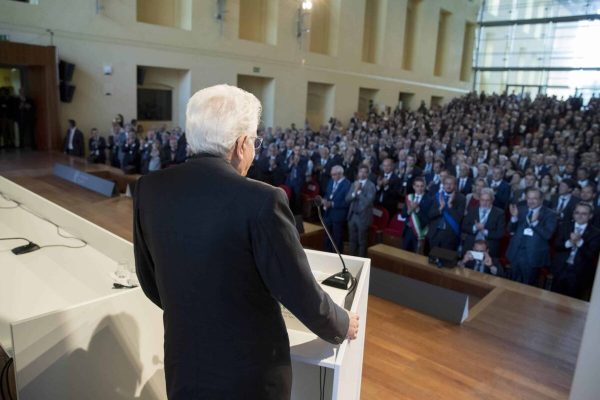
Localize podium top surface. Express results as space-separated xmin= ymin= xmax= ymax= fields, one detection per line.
xmin=0 ymin=197 xmax=120 ymax=356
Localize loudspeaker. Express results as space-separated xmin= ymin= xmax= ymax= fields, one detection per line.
xmin=59 ymin=82 xmax=76 ymax=103
xmin=58 ymin=60 xmax=75 ymax=82
xmin=137 ymin=67 xmax=146 ymax=86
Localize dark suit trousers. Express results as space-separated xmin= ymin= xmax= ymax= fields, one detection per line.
xmin=402 ymin=229 xmax=419 ymax=253
xmin=510 ymin=258 xmax=540 ymax=286
xmin=324 ymin=220 xmax=344 ymax=254
xmin=551 ymin=262 xmax=579 ymax=298
xmin=348 ymin=215 xmax=368 ymax=257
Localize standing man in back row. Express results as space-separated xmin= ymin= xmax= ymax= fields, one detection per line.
xmin=506 ymin=187 xmax=557 ymax=286
xmin=133 ymin=85 xmax=359 ymax=400
xmin=346 ymin=164 xmax=376 ymax=257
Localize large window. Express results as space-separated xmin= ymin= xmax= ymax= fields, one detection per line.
xmin=474 ymin=0 xmax=600 ymax=101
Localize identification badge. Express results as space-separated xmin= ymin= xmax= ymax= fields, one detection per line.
xmin=523 ymin=228 xmax=534 ymax=236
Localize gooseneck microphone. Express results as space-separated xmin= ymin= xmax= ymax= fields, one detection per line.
xmin=313 ymin=195 xmax=355 ymax=292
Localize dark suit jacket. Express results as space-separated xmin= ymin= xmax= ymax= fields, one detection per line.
xmin=488 ymin=179 xmax=510 ymax=210
xmin=506 ymin=206 xmax=558 ymax=268
xmin=375 ymin=173 xmax=401 ymax=215
xmin=464 ymin=258 xmax=504 ymax=277
xmin=548 ymin=194 xmax=579 ymax=222
xmin=133 ymin=155 xmax=348 ymax=399
xmin=427 ymin=191 xmax=466 ymax=243
xmin=317 ymin=156 xmax=341 ymax=194
xmin=88 ymin=136 xmax=106 ymax=164
xmin=552 ymin=221 xmax=600 ymax=278
xmin=457 ymin=177 xmax=473 ymax=195
xmin=461 ymin=206 xmax=506 ymax=257
xmin=63 ymin=128 xmax=84 ymax=157
xmin=401 ymin=193 xmax=432 ymax=239
xmin=323 ymin=178 xmax=351 ymax=223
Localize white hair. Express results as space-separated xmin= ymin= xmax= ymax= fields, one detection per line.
xmin=186 ymin=84 xmax=262 ymax=157
xmin=331 ymin=165 xmax=344 ymax=174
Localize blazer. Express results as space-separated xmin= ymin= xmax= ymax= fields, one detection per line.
xmin=488 ymin=179 xmax=511 ymax=210
xmin=548 ymin=194 xmax=580 ymax=222
xmin=461 ymin=206 xmax=506 ymax=256
xmin=323 ymin=178 xmax=351 ymax=223
xmin=427 ymin=191 xmax=466 ymax=239
xmin=464 ymin=258 xmax=505 ymax=277
xmin=345 ymin=179 xmax=377 ymax=228
xmin=63 ymin=128 xmax=84 ymax=157
xmin=552 ymin=221 xmax=600 ymax=276
xmin=506 ymin=205 xmax=558 ymax=268
xmin=133 ymin=155 xmax=349 ymax=399
xmin=401 ymin=193 xmax=432 ymax=238
xmin=375 ymin=173 xmax=401 ymax=215
xmin=456 ymin=176 xmax=473 ymax=195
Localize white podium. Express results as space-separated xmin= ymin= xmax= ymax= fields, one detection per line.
xmin=0 ymin=176 xmax=369 ymax=400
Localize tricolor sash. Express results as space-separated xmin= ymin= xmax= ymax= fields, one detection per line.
xmin=406 ymin=194 xmax=428 ymax=239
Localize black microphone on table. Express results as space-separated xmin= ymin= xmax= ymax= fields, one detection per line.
xmin=312 ymin=195 xmax=355 ymax=292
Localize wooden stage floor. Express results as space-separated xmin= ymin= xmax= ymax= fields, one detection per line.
xmin=0 ymin=150 xmax=589 ymax=400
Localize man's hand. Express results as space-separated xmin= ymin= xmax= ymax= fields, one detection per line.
xmin=475 ymin=222 xmax=485 ymax=231
xmin=346 ymin=311 xmax=359 ymax=340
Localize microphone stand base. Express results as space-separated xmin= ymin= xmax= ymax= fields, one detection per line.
xmin=322 ymin=270 xmax=352 ymax=290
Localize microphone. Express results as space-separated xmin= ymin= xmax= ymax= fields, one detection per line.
xmin=312 ymin=195 xmax=355 ymax=292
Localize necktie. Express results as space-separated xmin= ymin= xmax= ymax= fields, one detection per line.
xmin=557 ymin=197 xmax=565 ymax=212
xmin=480 ymin=209 xmax=488 ymax=223
xmin=332 ymin=181 xmax=338 ymax=193
xmin=415 ymin=195 xmax=420 ymax=204
xmin=527 ymin=210 xmax=533 ymax=223
xmin=460 ymin=179 xmax=465 ymax=191
xmin=567 ymin=226 xmax=584 ymax=264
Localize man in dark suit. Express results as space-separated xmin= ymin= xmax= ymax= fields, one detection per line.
xmin=375 ymin=158 xmax=401 ymax=216
xmin=133 ymin=85 xmax=358 ymax=400
xmin=551 ymin=202 xmax=600 ymax=299
xmin=398 ymin=154 xmax=422 ymax=196
xmin=461 ymin=188 xmax=505 ymax=257
xmin=488 ymin=166 xmax=510 ymax=210
xmin=580 ymin=185 xmax=600 ymax=228
xmin=427 ymin=175 xmax=466 ymax=252
xmin=87 ymin=128 xmax=106 ymax=164
xmin=549 ymin=178 xmax=579 ymax=223
xmin=321 ymin=165 xmax=351 ymax=253
xmin=458 ymin=239 xmax=505 ymax=277
xmin=456 ymin=164 xmax=473 ymax=196
xmin=315 ymin=146 xmax=339 ymax=194
xmin=506 ymin=187 xmax=558 ymax=286
xmin=63 ymin=119 xmax=84 ymax=157
xmin=401 ymin=177 xmax=432 ymax=253
xmin=346 ymin=164 xmax=377 ymax=257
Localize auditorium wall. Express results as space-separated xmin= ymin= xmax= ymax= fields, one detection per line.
xmin=0 ymin=0 xmax=479 ymax=149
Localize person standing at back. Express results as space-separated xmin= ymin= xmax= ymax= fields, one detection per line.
xmin=345 ymin=164 xmax=376 ymax=257
xmin=133 ymin=85 xmax=359 ymax=400
xmin=506 ymin=187 xmax=557 ymax=286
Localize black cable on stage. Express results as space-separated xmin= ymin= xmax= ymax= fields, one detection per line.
xmin=0 ymin=192 xmax=88 ymax=251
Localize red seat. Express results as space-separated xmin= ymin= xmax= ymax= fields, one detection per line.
xmin=278 ymin=185 xmax=292 ymax=200
xmin=383 ymin=213 xmax=405 ymax=238
xmin=368 ymin=206 xmax=390 ymax=244
xmin=301 ymin=179 xmax=320 ymax=200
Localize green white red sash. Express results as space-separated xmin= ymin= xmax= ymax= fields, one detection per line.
xmin=407 ymin=193 xmax=428 ymax=239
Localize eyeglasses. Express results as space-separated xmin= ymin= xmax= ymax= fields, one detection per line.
xmin=248 ymin=136 xmax=263 ymax=150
